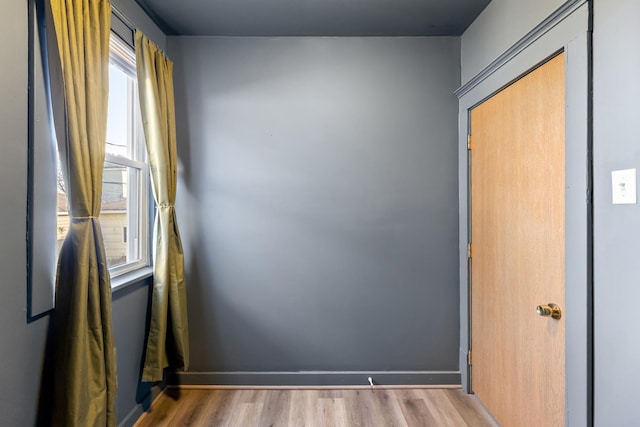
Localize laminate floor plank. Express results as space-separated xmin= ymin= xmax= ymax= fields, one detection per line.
xmin=135 ymin=387 xmax=496 ymax=427
xmin=135 ymin=389 xmax=187 ymax=427
xmin=443 ymin=389 xmax=500 ymax=427
xmin=421 ymin=389 xmax=470 ymax=426
xmin=318 ymin=395 xmax=347 ymax=427
xmin=165 ymin=390 xmax=211 ymax=427
xmin=344 ymin=390 xmax=374 ymax=427
xmin=396 ymin=389 xmax=443 ymax=427
xmin=258 ymin=389 xmax=292 ymax=427
xmin=318 ymin=389 xmax=344 ymax=398
xmin=195 ymin=389 xmax=237 ymax=426
xmin=227 ymin=395 xmax=264 ymax=427
xmin=288 ymin=390 xmax=317 ymax=427
xmin=372 ymin=389 xmax=410 ymax=427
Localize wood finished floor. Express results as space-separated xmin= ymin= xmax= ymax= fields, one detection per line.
xmin=134 ymin=387 xmax=499 ymax=426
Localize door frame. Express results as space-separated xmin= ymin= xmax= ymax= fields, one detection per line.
xmin=455 ymin=1 xmax=592 ymax=426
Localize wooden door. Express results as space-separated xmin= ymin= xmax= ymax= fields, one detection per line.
xmin=470 ymin=53 xmax=565 ymax=426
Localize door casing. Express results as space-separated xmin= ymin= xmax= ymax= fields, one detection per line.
xmin=455 ymin=3 xmax=591 ymax=425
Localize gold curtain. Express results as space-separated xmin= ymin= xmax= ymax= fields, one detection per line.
xmin=135 ymin=30 xmax=190 ymax=382
xmin=47 ymin=0 xmax=116 ymax=426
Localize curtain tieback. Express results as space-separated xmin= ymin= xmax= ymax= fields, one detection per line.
xmin=158 ymin=203 xmax=174 ymax=208
xmin=71 ymin=215 xmax=99 ymax=220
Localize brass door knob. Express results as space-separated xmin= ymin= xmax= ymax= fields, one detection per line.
xmin=536 ymin=303 xmax=562 ymax=320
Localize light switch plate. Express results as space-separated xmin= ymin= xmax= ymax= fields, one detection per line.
xmin=612 ymin=168 xmax=637 ymax=204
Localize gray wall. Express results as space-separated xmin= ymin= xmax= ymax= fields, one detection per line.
xmin=112 ymin=278 xmax=154 ymax=426
xmin=460 ymin=0 xmax=566 ymax=84
xmin=593 ymin=0 xmax=640 ymax=425
xmin=0 ymin=0 xmax=164 ymax=425
xmin=168 ymin=36 xmax=461 ymax=380
xmin=0 ymin=1 xmax=48 ymax=424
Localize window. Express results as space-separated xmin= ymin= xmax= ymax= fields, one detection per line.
xmin=56 ymin=33 xmax=150 ymax=279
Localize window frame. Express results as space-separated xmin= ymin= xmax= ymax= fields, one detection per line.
xmin=102 ymin=32 xmax=151 ymax=279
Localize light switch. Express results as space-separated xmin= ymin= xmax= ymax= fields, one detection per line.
xmin=612 ymin=168 xmax=637 ymax=204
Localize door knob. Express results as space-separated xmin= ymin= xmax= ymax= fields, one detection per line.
xmin=536 ymin=303 xmax=562 ymax=320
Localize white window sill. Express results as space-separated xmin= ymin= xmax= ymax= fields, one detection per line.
xmin=111 ymin=266 xmax=153 ymax=293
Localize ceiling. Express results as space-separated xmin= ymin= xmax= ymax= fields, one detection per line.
xmin=134 ymin=0 xmax=492 ymax=37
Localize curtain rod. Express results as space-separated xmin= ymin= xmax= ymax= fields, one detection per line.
xmin=111 ymin=4 xmax=135 ymax=32
xmin=110 ymin=3 xmax=171 ymax=56
xmin=111 ymin=4 xmax=136 ymax=49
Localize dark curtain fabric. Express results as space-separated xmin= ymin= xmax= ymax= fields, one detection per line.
xmin=46 ymin=0 xmax=116 ymax=425
xmin=135 ymin=30 xmax=190 ymax=382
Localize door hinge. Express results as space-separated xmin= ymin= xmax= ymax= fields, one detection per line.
xmin=467 ymin=349 xmax=473 ymax=366
xmin=467 ymin=134 xmax=472 ymax=150
xmin=467 ymin=243 xmax=472 ymax=258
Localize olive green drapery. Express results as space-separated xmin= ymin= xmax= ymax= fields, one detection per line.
xmin=47 ymin=0 xmax=116 ymax=426
xmin=135 ymin=30 xmax=189 ymax=382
